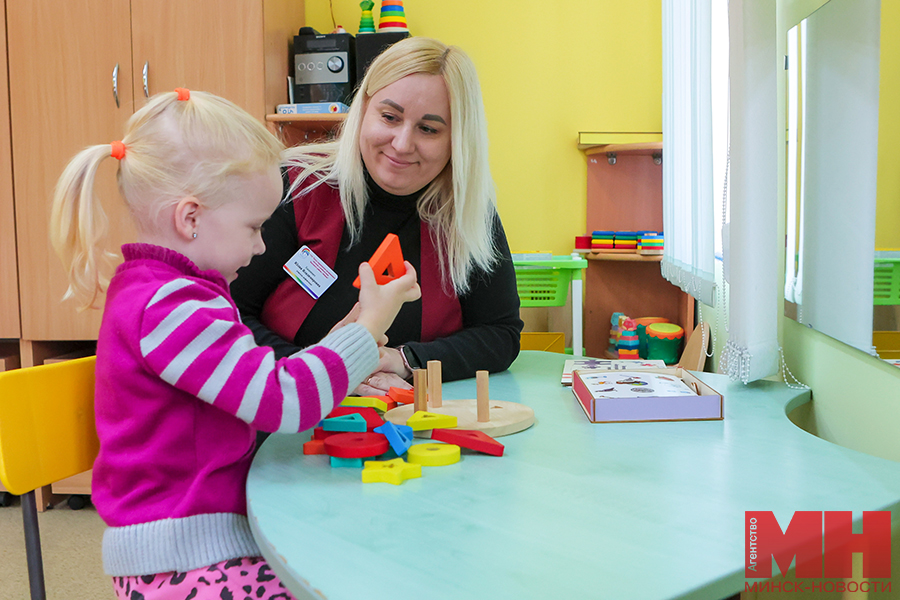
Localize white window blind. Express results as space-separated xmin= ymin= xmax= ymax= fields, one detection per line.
xmin=721 ymin=0 xmax=779 ymax=383
xmin=661 ymin=0 xmax=717 ymax=307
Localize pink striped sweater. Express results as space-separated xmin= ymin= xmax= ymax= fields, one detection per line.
xmin=92 ymin=244 xmax=378 ymax=576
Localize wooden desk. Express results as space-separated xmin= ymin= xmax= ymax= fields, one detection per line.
xmin=247 ymin=351 xmax=900 ymax=600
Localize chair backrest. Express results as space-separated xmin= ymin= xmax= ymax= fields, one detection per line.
xmin=677 ymin=322 xmax=710 ymax=372
xmin=0 ymin=356 xmax=98 ymax=495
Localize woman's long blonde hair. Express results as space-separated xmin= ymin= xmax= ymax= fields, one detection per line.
xmin=50 ymin=90 xmax=283 ymax=310
xmin=283 ymin=37 xmax=498 ymax=295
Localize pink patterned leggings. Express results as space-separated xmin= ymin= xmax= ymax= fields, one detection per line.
xmin=111 ymin=556 xmax=297 ymax=600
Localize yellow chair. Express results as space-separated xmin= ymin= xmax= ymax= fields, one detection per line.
xmin=0 ymin=356 xmax=99 ymax=600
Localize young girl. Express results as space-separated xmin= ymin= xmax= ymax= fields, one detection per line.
xmin=50 ymin=89 xmax=420 ymax=600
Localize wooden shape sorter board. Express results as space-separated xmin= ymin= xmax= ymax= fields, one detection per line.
xmin=384 ymin=398 xmax=534 ymax=438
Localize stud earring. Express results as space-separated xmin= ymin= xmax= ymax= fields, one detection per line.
xmin=192 ymin=232 xmax=197 ymax=239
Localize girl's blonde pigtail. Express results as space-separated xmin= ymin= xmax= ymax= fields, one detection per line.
xmin=50 ymin=144 xmax=120 ymax=311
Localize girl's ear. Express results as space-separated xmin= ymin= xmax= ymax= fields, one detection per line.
xmin=173 ymin=196 xmax=201 ymax=241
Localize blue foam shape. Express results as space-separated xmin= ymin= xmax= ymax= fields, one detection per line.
xmin=330 ymin=456 xmax=364 ymax=468
xmin=323 ymin=412 xmax=367 ymax=432
xmin=373 ymin=422 xmax=413 ymax=456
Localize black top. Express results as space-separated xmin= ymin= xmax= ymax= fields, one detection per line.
xmin=231 ymin=174 xmax=523 ymax=382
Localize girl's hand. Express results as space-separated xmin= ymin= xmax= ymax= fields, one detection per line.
xmin=330 ymin=302 xmax=388 ymax=345
xmin=355 ymin=261 xmax=420 ymax=343
xmin=329 ymin=302 xmax=360 ymax=333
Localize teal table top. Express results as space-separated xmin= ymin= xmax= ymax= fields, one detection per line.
xmin=246 ymin=351 xmax=900 ymax=600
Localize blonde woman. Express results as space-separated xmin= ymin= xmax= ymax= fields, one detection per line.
xmin=232 ymin=37 xmax=523 ymax=395
xmin=50 ymin=89 xmax=419 ymax=599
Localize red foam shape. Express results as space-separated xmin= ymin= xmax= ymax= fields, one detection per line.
xmin=323 ymin=432 xmax=390 ymax=458
xmin=327 ymin=406 xmax=385 ymax=430
xmin=312 ymin=427 xmax=340 ymax=440
xmin=352 ymin=233 xmax=406 ymax=288
xmin=303 ymin=439 xmax=327 ymax=455
xmin=387 ymin=386 xmax=414 ymax=405
xmin=431 ymin=429 xmax=505 ymax=456
xmin=372 ymin=395 xmax=398 ymax=411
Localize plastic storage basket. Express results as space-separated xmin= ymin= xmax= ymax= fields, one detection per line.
xmin=874 ymin=259 xmax=900 ymax=306
xmin=513 ymin=255 xmax=588 ymax=307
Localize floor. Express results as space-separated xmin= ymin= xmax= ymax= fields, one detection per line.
xmin=0 ymin=496 xmax=110 ymax=600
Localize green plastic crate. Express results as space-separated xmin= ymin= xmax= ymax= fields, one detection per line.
xmin=874 ymin=259 xmax=900 ymax=306
xmin=513 ymin=256 xmax=588 ymax=308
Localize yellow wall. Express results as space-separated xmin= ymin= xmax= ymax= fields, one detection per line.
xmin=305 ymin=0 xmax=662 ymax=256
xmin=876 ymin=1 xmax=900 ymax=250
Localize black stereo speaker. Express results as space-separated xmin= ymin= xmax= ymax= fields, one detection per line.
xmin=293 ymin=29 xmax=356 ymax=105
xmin=354 ymin=31 xmax=411 ymax=83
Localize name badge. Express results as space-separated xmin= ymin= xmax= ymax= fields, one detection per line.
xmin=283 ymin=246 xmax=338 ymax=300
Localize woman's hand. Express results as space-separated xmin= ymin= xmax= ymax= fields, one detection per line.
xmin=354 ymin=369 xmax=412 ymax=396
xmin=352 ymin=346 xmax=413 ymax=396
xmin=378 ymin=346 xmax=411 ymax=379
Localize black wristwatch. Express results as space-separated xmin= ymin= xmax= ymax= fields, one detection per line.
xmin=398 ymin=344 xmax=419 ymax=372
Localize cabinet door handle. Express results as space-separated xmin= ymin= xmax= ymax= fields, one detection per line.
xmin=142 ymin=61 xmax=149 ymax=98
xmin=112 ymin=63 xmax=120 ymax=108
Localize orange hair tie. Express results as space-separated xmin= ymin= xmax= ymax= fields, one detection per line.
xmin=110 ymin=141 xmax=126 ymax=161
xmin=175 ymin=88 xmax=191 ymax=101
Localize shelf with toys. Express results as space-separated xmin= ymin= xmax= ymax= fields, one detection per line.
xmin=578 ymin=136 xmax=694 ymax=360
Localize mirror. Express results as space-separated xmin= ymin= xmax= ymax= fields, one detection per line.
xmin=783 ymin=0 xmax=898 ymax=360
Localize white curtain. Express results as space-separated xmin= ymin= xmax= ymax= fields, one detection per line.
xmin=721 ymin=0 xmax=780 ymax=382
xmin=661 ymin=0 xmax=717 ymax=307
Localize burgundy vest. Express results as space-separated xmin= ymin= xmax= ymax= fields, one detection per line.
xmin=260 ymin=179 xmax=463 ymax=344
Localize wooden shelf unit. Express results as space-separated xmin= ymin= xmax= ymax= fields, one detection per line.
xmin=580 ymin=137 xmax=694 ymax=359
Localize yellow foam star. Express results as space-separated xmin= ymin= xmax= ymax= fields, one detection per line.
xmin=361 ymin=458 xmax=422 ymax=485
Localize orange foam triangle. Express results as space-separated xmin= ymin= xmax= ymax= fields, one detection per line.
xmin=352 ymin=233 xmax=406 ymax=288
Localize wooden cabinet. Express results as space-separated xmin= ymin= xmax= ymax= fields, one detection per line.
xmin=0 ymin=0 xmax=18 ymax=341
xmin=4 ymin=0 xmax=304 ymax=361
xmin=580 ymin=140 xmax=695 ymax=359
xmin=129 ymin=0 xmax=301 ymax=115
xmin=7 ymin=1 xmax=135 ymax=347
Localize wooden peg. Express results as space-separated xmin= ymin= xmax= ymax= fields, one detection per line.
xmin=427 ymin=360 xmax=442 ymax=408
xmin=413 ymin=369 xmax=428 ymax=412
xmin=476 ymin=370 xmax=490 ymax=422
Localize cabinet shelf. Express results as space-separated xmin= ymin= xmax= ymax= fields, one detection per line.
xmin=265 ymin=113 xmax=347 ymax=125
xmin=577 ymin=131 xmax=662 ymax=152
xmin=587 ymin=252 xmax=663 ymax=262
xmin=266 ymin=113 xmax=347 ymax=146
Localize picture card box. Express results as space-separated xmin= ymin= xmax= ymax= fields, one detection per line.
xmin=561 ymin=358 xmax=666 ymax=385
xmin=571 ymin=368 xmax=723 ymax=423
